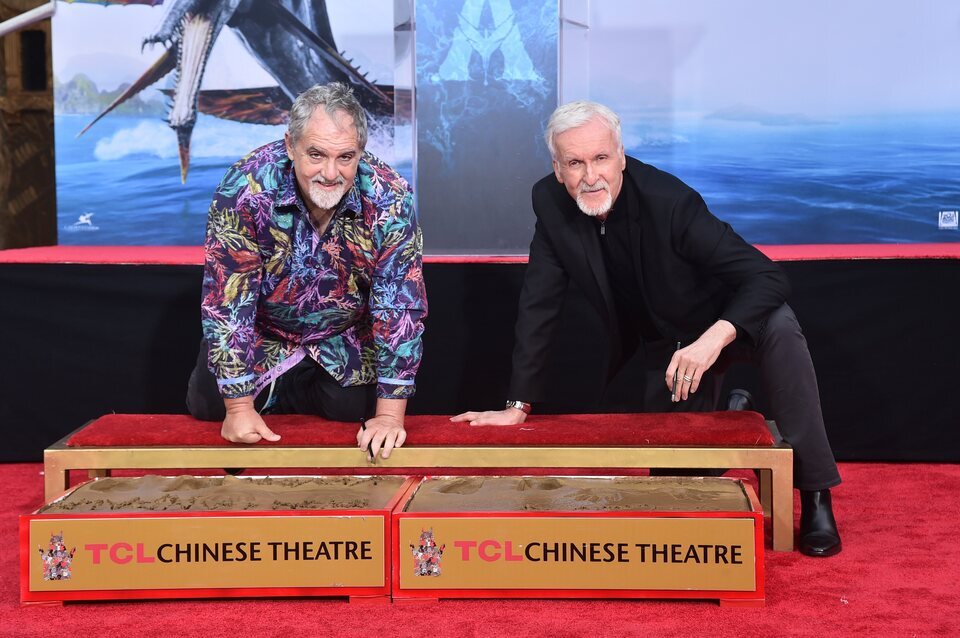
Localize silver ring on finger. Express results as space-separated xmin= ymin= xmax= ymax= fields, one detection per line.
xmin=683 ymin=375 xmax=694 ymax=383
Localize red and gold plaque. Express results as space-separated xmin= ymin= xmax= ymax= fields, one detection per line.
xmin=393 ymin=476 xmax=764 ymax=606
xmin=21 ymin=475 xmax=415 ymax=603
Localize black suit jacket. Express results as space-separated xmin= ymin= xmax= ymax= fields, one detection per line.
xmin=508 ymin=156 xmax=790 ymax=402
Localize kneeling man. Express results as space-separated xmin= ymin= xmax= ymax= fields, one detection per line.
xmin=187 ymin=82 xmax=427 ymax=460
xmin=454 ymin=101 xmax=841 ymax=557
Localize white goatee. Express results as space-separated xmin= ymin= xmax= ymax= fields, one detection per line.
xmin=307 ymin=177 xmax=347 ymax=212
xmin=576 ymin=179 xmax=612 ymax=217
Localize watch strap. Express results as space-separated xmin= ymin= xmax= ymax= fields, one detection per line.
xmin=505 ymin=400 xmax=532 ymax=414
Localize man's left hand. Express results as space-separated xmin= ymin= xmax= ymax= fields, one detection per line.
xmin=357 ymin=414 xmax=407 ymax=460
xmin=665 ymin=320 xmax=738 ymax=401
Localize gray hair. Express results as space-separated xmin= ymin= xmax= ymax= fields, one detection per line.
xmin=287 ymin=82 xmax=368 ymax=149
xmin=545 ymin=101 xmax=622 ymax=159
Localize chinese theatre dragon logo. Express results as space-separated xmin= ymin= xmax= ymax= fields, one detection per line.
xmin=410 ymin=528 xmax=445 ymax=577
xmin=39 ymin=532 xmax=76 ymax=581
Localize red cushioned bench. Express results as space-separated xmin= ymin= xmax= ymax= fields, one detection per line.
xmin=43 ymin=412 xmax=794 ymax=550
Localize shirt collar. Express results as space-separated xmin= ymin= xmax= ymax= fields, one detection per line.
xmin=340 ymin=182 xmax=361 ymax=216
xmin=275 ymin=157 xmax=301 ymax=211
xmin=608 ymin=172 xmax=636 ymax=218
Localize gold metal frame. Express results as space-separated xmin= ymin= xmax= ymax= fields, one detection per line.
xmin=43 ymin=429 xmax=793 ymax=551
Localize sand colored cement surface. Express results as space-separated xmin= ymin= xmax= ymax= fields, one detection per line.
xmin=404 ymin=476 xmax=751 ymax=513
xmin=39 ymin=475 xmax=407 ymax=513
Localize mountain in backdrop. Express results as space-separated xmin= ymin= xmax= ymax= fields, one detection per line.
xmin=54 ymin=74 xmax=166 ymax=117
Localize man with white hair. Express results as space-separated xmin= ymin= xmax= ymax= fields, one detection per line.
xmin=187 ymin=82 xmax=426 ymax=460
xmin=454 ymin=100 xmax=842 ymax=557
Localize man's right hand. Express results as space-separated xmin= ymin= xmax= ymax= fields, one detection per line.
xmin=450 ymin=408 xmax=527 ymax=426
xmin=221 ymin=397 xmax=281 ymax=444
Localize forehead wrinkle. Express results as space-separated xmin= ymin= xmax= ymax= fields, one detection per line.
xmin=297 ymin=109 xmax=360 ymax=153
xmin=556 ymin=120 xmax=619 ymax=158
xmin=301 ymin=139 xmax=359 ymax=156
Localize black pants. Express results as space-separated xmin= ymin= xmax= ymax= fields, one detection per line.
xmin=185 ymin=341 xmax=376 ymax=422
xmin=637 ymin=304 xmax=841 ymax=491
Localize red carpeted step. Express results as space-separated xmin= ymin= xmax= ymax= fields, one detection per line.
xmin=66 ymin=412 xmax=775 ymax=448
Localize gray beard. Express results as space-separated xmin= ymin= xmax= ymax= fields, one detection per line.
xmin=576 ymin=189 xmax=613 ymax=217
xmin=307 ymin=180 xmax=348 ymax=212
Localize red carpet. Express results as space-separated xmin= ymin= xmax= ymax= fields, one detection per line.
xmin=3 ymin=462 xmax=959 ymax=637
xmin=66 ymin=412 xmax=775 ymax=447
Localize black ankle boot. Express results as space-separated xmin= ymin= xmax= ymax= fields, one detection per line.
xmin=727 ymin=389 xmax=754 ymax=411
xmin=799 ymin=489 xmax=842 ymax=557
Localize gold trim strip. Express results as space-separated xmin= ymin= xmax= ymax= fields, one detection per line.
xmin=43 ymin=444 xmax=793 ymax=551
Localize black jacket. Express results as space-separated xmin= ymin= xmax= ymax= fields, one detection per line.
xmin=508 ymin=156 xmax=790 ymax=402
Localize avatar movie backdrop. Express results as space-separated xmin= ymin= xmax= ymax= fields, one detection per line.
xmin=53 ymin=0 xmax=960 ymax=251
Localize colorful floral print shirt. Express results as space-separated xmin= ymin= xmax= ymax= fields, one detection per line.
xmin=201 ymin=140 xmax=427 ymax=401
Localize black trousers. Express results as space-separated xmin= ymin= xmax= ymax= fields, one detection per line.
xmin=185 ymin=341 xmax=376 ymax=422
xmin=635 ymin=303 xmax=841 ymax=491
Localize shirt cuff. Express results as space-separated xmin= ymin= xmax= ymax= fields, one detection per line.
xmin=377 ymin=376 xmax=416 ymax=399
xmin=218 ymin=377 xmax=257 ymax=399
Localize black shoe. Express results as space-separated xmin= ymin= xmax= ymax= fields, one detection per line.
xmin=224 ymin=468 xmax=246 ymax=476
xmin=727 ymin=388 xmax=754 ymax=411
xmin=799 ymin=489 xmax=842 ymax=557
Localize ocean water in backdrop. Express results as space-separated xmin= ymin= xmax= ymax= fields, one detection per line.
xmin=56 ymin=111 xmax=960 ymax=246
xmin=55 ymin=113 xmax=414 ymax=246
xmin=623 ymin=111 xmax=960 ymax=244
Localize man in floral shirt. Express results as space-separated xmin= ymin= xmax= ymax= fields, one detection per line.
xmin=186 ymin=83 xmax=426 ymax=459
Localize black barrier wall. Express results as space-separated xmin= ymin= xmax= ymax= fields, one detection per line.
xmin=1 ymin=260 xmax=958 ymax=462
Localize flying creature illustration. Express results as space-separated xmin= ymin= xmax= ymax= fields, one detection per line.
xmin=67 ymin=0 xmax=398 ymax=182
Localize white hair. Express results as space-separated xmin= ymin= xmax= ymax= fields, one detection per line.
xmin=288 ymin=82 xmax=368 ymax=149
xmin=544 ymin=101 xmax=622 ymax=159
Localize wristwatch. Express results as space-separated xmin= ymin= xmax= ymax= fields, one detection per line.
xmin=505 ymin=400 xmax=532 ymax=415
